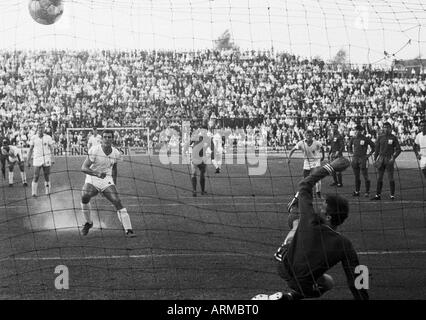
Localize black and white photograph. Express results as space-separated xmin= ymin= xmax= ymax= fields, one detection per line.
xmin=0 ymin=0 xmax=425 ymax=308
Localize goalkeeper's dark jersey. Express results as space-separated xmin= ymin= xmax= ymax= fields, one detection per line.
xmin=283 ymin=168 xmax=369 ymax=300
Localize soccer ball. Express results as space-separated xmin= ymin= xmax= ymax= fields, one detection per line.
xmin=28 ymin=0 xmax=64 ymax=25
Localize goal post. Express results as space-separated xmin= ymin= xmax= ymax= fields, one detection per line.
xmin=65 ymin=127 xmax=151 ymax=156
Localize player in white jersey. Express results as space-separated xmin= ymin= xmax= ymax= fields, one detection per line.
xmin=27 ymin=125 xmax=54 ymax=196
xmin=80 ymin=129 xmax=135 ymax=237
xmin=1 ymin=140 xmax=27 ymax=187
xmin=288 ymin=130 xmax=325 ymax=198
xmin=414 ymin=120 xmax=426 ymax=178
xmin=87 ymin=127 xmax=102 ymax=150
xmin=212 ymin=131 xmax=223 ymax=173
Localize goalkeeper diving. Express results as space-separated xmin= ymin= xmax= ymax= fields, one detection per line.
xmin=253 ymin=157 xmax=369 ymax=300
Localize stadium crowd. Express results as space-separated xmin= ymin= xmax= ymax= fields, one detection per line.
xmin=0 ymin=49 xmax=425 ymax=151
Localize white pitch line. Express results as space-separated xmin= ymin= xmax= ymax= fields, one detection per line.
xmin=1 ymin=250 xmax=425 ymax=262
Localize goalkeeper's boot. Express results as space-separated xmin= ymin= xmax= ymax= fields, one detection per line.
xmin=82 ymin=222 xmax=93 ymax=236
xmin=126 ymin=229 xmax=136 ymax=238
xmin=287 ymin=192 xmax=299 ymax=213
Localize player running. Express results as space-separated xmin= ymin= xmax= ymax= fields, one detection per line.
xmin=80 ymin=129 xmax=135 ymax=237
xmin=254 ymin=157 xmax=369 ymax=300
xmin=371 ymin=122 xmax=401 ymax=200
xmin=348 ymin=125 xmax=375 ymax=197
xmin=27 ymin=124 xmax=55 ymax=197
xmin=414 ymin=120 xmax=426 ymax=179
xmin=288 ymin=129 xmax=324 ymax=198
xmin=1 ymin=140 xmax=28 ymax=187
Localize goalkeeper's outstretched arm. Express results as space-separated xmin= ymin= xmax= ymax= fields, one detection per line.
xmin=297 ymin=158 xmax=350 ymax=228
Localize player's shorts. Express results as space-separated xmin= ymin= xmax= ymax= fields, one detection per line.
xmin=33 ymin=156 xmax=52 ymax=167
xmin=303 ymin=161 xmax=320 ymax=171
xmin=84 ymin=175 xmax=115 ymax=192
xmin=351 ymin=156 xmax=368 ymax=170
xmin=8 ymin=159 xmax=24 ymax=167
xmin=191 ymin=161 xmax=206 ymax=172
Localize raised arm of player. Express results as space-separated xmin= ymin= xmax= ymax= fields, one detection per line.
xmin=112 ymin=162 xmax=118 ymax=185
xmin=341 ymin=241 xmax=369 ymax=300
xmin=297 ymin=158 xmax=350 ymax=228
xmin=81 ymin=156 xmax=106 ymax=179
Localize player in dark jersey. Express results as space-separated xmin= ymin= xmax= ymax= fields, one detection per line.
xmin=190 ymin=132 xmax=209 ymax=197
xmin=371 ymin=122 xmax=401 ymax=200
xmin=348 ymin=125 xmax=375 ymax=197
xmin=254 ymin=157 xmax=369 ymax=300
xmin=0 ymin=137 xmax=8 ymax=179
xmin=328 ymin=124 xmax=344 ymax=187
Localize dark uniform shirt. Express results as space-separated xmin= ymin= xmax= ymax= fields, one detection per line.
xmin=348 ymin=135 xmax=375 ymax=158
xmin=283 ymin=168 xmax=369 ymax=300
xmin=329 ymin=134 xmax=344 ymax=157
xmin=374 ymin=134 xmax=401 ymax=160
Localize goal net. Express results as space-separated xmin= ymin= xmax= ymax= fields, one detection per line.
xmin=0 ymin=0 xmax=425 ymax=300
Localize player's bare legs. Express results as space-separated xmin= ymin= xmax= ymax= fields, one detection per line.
xmin=42 ymin=165 xmax=51 ymax=194
xmin=18 ymin=161 xmax=27 ymax=187
xmin=80 ymin=183 xmax=98 ymax=235
xmin=31 ymin=166 xmax=42 ymax=197
xmin=102 ymin=185 xmax=135 ymax=237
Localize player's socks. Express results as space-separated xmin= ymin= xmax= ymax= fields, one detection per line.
xmin=390 ymin=180 xmax=395 ymax=196
xmin=81 ymin=202 xmax=93 ymax=224
xmin=423 ymin=169 xmax=426 ymax=179
xmin=45 ymin=181 xmax=50 ymax=195
xmin=200 ymin=175 xmax=205 ymax=193
xmin=31 ymin=181 xmax=38 ymax=196
xmin=117 ymin=208 xmax=133 ymax=231
xmin=191 ymin=177 xmax=197 ymax=192
xmin=8 ymin=172 xmax=13 ymax=185
xmin=21 ymin=172 xmax=27 ymax=184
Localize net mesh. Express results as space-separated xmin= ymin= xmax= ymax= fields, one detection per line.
xmin=0 ymin=0 xmax=425 ymax=299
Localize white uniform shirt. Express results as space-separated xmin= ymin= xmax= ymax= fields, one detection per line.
xmin=29 ymin=134 xmax=54 ymax=162
xmin=88 ymin=134 xmax=102 ymax=149
xmin=415 ymin=132 xmax=426 ymax=158
xmin=88 ymin=145 xmax=122 ymax=176
xmin=295 ymin=139 xmax=323 ymax=170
